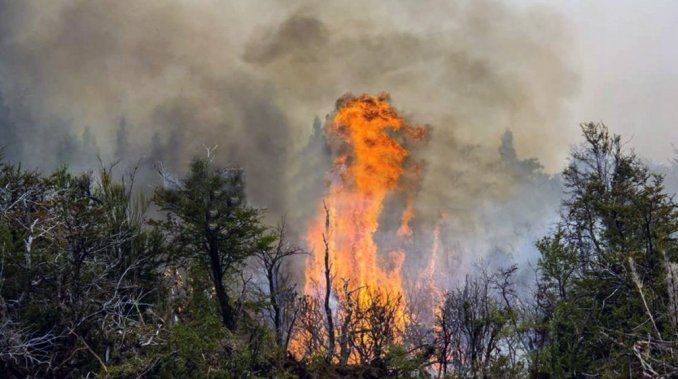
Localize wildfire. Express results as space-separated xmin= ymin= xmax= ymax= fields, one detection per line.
xmin=426 ymin=212 xmax=447 ymax=296
xmin=304 ymin=93 xmax=426 ymax=324
xmin=397 ymin=198 xmax=415 ymax=238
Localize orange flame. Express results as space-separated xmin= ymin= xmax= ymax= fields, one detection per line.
xmin=426 ymin=212 xmax=446 ymax=292
xmin=304 ymin=93 xmax=426 ymax=322
xmin=397 ymin=197 xmax=415 ymax=238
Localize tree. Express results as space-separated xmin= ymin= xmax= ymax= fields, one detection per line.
xmin=322 ymin=202 xmax=336 ymax=362
xmin=255 ymin=220 xmax=303 ymax=350
xmin=535 ymin=123 xmax=677 ymax=377
xmin=433 ymin=267 xmax=516 ymax=378
xmin=154 ymin=156 xmax=268 ymax=331
xmin=0 ymin=161 xmax=164 ymax=377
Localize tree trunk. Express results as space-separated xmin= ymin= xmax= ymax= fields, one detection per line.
xmin=268 ymin=266 xmax=283 ymax=346
xmin=207 ymin=238 xmax=236 ymax=330
xmin=322 ymin=203 xmax=335 ymax=362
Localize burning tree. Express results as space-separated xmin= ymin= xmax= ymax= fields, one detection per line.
xmin=303 ymin=92 xmax=427 ymax=332
xmin=289 ymin=93 xmax=440 ymax=375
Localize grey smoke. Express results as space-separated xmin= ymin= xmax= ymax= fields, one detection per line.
xmin=0 ymin=0 xmax=590 ymax=283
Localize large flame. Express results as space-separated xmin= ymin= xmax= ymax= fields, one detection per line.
xmin=304 ymin=93 xmax=426 ymax=320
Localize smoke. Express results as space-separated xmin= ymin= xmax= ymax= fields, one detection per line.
xmin=0 ymin=0 xmax=575 ymax=281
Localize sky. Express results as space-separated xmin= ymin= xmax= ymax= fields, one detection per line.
xmin=514 ymin=0 xmax=678 ymax=168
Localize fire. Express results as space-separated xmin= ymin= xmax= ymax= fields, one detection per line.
xmin=426 ymin=222 xmax=440 ymax=282
xmin=426 ymin=212 xmax=447 ymax=295
xmin=397 ymin=198 xmax=415 ymax=238
xmin=304 ymin=93 xmax=426 ymax=321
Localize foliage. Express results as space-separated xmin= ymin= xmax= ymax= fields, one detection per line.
xmin=0 ymin=123 xmax=675 ymax=377
xmin=153 ymin=157 xmax=270 ymax=331
xmin=0 ymin=163 xmax=165 ymax=376
xmin=534 ymin=123 xmax=677 ymax=377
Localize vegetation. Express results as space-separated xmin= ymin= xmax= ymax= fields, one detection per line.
xmin=532 ymin=123 xmax=677 ymax=377
xmin=0 ymin=123 xmax=675 ymax=377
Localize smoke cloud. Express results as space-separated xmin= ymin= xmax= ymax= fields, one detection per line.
xmin=0 ymin=0 xmax=578 ymax=281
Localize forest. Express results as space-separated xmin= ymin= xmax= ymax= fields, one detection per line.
xmin=1 ymin=0 xmax=677 ymax=377
xmin=0 ymin=122 xmax=676 ymax=378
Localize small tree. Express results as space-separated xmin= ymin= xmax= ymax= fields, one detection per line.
xmin=255 ymin=221 xmax=303 ymax=350
xmin=433 ymin=268 xmax=515 ymax=378
xmin=154 ymin=157 xmax=268 ymax=331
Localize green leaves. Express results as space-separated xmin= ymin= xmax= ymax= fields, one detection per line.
xmin=154 ymin=158 xmax=267 ymax=272
xmin=535 ymin=123 xmax=678 ymax=377
xmin=153 ymin=157 xmax=270 ymax=331
xmin=0 ymin=160 xmax=166 ymax=376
